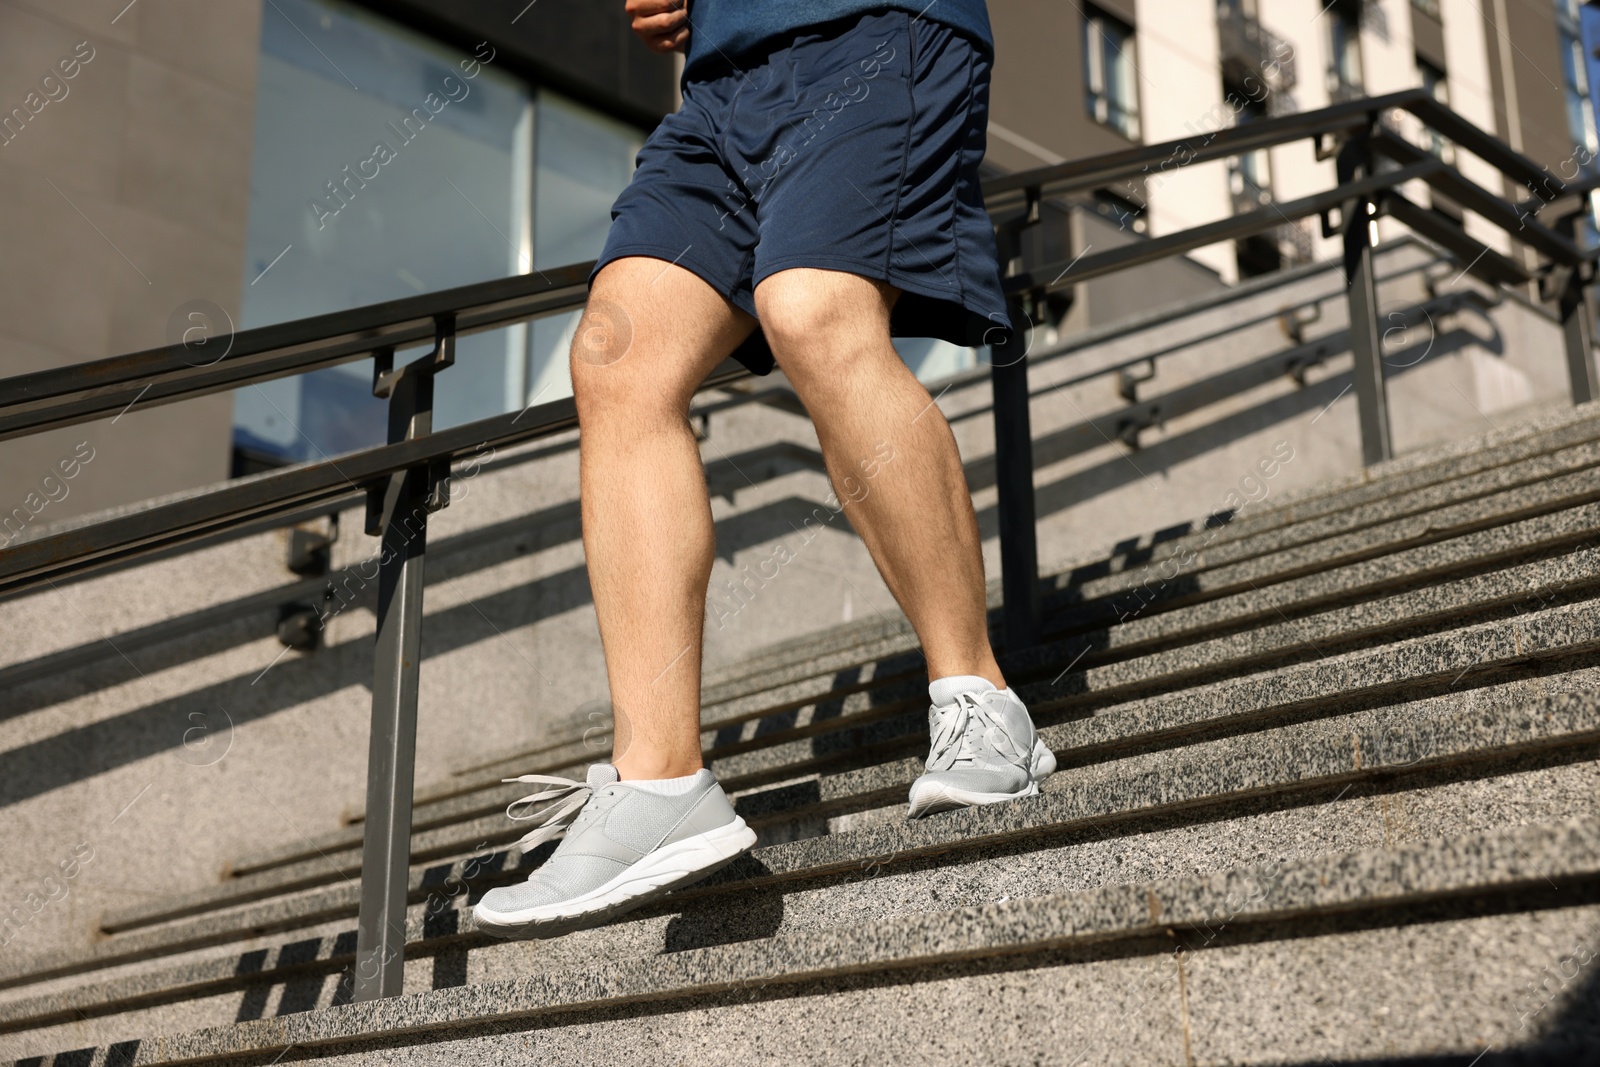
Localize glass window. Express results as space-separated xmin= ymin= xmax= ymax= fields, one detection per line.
xmin=1084 ymin=6 xmax=1140 ymax=140
xmin=1558 ymin=0 xmax=1599 ymax=161
xmin=1556 ymin=0 xmax=1600 ymax=247
xmin=1326 ymin=1 xmax=1364 ymax=101
xmin=233 ymin=0 xmax=641 ymax=465
xmin=526 ymin=93 xmax=644 ymax=408
xmin=1227 ymin=80 xmax=1272 ymax=209
xmin=1416 ymin=57 xmax=1453 ymax=160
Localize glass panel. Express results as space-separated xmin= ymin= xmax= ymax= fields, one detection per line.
xmin=896 ymin=337 xmax=976 ymax=381
xmin=1084 ymin=10 xmax=1137 ymax=138
xmin=526 ymin=92 xmax=644 ymax=407
xmin=1328 ymin=8 xmax=1362 ymax=94
xmin=233 ymin=0 xmax=536 ymax=463
xmin=1113 ymin=21 xmax=1139 ymax=137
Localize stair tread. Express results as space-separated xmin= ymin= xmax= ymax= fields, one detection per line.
xmin=27 ymin=812 xmax=1600 ymax=1066
xmin=10 ymin=682 xmax=1595 ymax=1013
xmin=95 ymin=541 xmax=1600 ymax=936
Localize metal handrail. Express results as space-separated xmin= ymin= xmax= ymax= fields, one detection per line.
xmin=0 ymin=262 xmax=595 ymax=442
xmin=2 ymin=93 xmax=1596 ymax=1002
xmin=981 ymin=90 xmax=1562 ymax=207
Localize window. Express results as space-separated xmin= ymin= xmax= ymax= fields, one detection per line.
xmin=525 ymin=94 xmax=651 ymax=408
xmin=1558 ymin=0 xmax=1599 ymax=165
xmin=1084 ymin=6 xmax=1140 ymax=140
xmin=1416 ymin=57 xmax=1453 ymax=160
xmin=1228 ymin=81 xmax=1279 ymax=278
xmin=1325 ymin=0 xmax=1364 ymax=102
xmin=233 ymin=0 xmax=642 ymax=466
xmin=1227 ymin=80 xmax=1272 ymax=210
xmin=1555 ymin=0 xmax=1600 ymax=247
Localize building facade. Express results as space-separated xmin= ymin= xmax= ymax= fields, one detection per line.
xmin=0 ymin=0 xmax=1592 ymax=522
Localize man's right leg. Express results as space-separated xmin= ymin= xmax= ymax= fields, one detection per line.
xmin=472 ymin=259 xmax=757 ymax=940
xmin=571 ymin=256 xmax=757 ymax=781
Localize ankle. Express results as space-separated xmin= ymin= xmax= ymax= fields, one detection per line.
xmin=613 ymin=754 xmax=704 ymax=781
xmin=927 ymin=658 xmax=1005 ymax=692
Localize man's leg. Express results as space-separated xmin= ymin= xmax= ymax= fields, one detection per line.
xmin=753 ymin=268 xmax=1003 ymax=686
xmin=473 ymin=259 xmax=759 ymax=939
xmin=572 ymin=257 xmax=756 ymax=781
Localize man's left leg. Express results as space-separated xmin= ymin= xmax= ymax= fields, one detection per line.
xmin=753 ymin=268 xmax=1055 ymax=817
xmin=754 ymin=268 xmax=998 ymax=682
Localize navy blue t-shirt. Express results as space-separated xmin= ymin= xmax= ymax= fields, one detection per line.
xmin=683 ymin=0 xmax=993 ymax=78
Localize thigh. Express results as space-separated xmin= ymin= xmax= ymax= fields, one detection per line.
xmin=730 ymin=11 xmax=1012 ymax=355
xmin=575 ymin=256 xmax=757 ymax=412
xmin=592 ymin=77 xmax=762 ymax=326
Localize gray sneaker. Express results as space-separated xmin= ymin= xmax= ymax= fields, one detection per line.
xmin=907 ymin=685 xmax=1056 ymax=818
xmin=472 ymin=764 xmax=756 ymax=940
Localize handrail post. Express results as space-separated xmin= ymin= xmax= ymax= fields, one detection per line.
xmin=1552 ymin=212 xmax=1600 ymax=405
xmin=1559 ymin=267 xmax=1599 ymax=404
xmin=991 ymin=189 xmax=1042 ymax=651
xmin=353 ymin=316 xmax=455 ymax=1002
xmin=1337 ymin=125 xmax=1393 ymax=466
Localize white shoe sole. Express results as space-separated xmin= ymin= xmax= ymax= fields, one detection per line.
xmin=472 ymin=817 xmax=758 ymax=940
xmin=906 ymin=779 xmax=1039 ymax=819
xmin=906 ymin=740 xmax=1057 ymax=819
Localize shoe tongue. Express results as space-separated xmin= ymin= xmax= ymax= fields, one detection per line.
xmin=586 ymin=764 xmax=620 ymax=788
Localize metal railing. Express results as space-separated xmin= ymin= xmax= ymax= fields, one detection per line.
xmin=0 ymin=89 xmax=1595 ymax=999
xmin=982 ymin=88 xmax=1599 ymax=648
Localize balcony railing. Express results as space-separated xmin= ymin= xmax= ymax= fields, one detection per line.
xmin=1 ymin=89 xmax=1596 ymax=1002
xmin=1218 ymin=2 xmax=1297 ymax=95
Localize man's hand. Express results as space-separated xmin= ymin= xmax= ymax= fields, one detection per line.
xmin=626 ymin=0 xmax=689 ymax=54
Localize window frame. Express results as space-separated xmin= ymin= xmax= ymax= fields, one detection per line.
xmin=1083 ymin=5 xmax=1141 ymax=141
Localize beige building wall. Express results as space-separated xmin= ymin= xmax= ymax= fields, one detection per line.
xmin=0 ymin=0 xmax=260 ymax=528
xmin=1255 ymin=0 xmax=1340 ymax=264
xmin=1439 ymin=0 xmax=1517 ymax=255
xmin=1135 ymin=0 xmax=1236 ymax=282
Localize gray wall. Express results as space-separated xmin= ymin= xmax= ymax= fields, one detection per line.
xmin=0 ymin=0 xmax=260 ymax=528
xmin=0 ymin=0 xmax=678 ymax=530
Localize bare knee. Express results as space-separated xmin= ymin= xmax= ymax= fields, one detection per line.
xmin=754 ymin=269 xmax=895 ymax=380
xmin=571 ymin=358 xmax=689 ymax=436
xmin=572 ymin=259 xmax=753 ymax=427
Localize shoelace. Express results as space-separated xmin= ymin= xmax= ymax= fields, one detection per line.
xmin=926 ymin=692 xmax=1028 ymax=771
xmin=501 ymin=774 xmax=595 ymax=849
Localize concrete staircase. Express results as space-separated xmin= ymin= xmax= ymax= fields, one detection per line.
xmin=4 ymin=401 xmax=1600 ymax=1065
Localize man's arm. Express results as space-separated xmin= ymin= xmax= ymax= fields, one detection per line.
xmin=625 ymin=0 xmax=689 ymax=54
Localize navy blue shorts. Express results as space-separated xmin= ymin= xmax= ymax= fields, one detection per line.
xmin=592 ymin=9 xmax=1013 ymax=375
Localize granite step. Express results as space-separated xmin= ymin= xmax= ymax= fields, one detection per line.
xmin=8 ymin=679 xmax=1599 ymax=1050
xmin=1060 ymin=462 xmax=1600 ymax=628
xmin=1016 ymin=496 xmax=1600 ymax=672
xmin=284 ymin=412 xmax=1600 ymax=831
xmin=9 ymin=678 xmax=1595 ymax=1031
xmin=371 ymin=471 xmax=1600 ymax=840
xmin=706 ymin=540 xmax=1600 ymax=781
xmin=703 ymin=594 xmax=1600 ymax=786
xmin=1110 ymin=399 xmax=1600 ymax=573
xmin=416 ymin=408 xmax=1600 ymax=796
xmin=691 ymin=401 xmax=1600 ymax=690
xmin=451 ymin=415 xmax=1600 ymax=784
xmin=12 ymin=810 xmax=1599 ymax=1066
xmin=121 ymin=524 xmax=1600 ymax=940
xmin=97 ymin=540 xmax=1600 ymax=939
